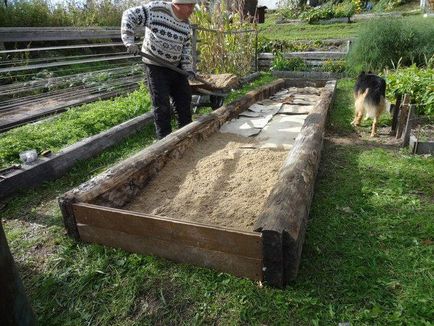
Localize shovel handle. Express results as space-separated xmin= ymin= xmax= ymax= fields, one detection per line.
xmin=138 ymin=51 xmax=215 ymax=89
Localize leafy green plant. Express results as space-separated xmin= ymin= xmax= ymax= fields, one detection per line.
xmin=352 ymin=0 xmax=363 ymax=13
xmin=299 ymin=5 xmax=335 ymax=23
xmin=346 ymin=17 xmax=434 ymax=73
xmin=299 ymin=1 xmax=355 ymax=24
xmin=270 ymin=52 xmax=308 ymax=71
xmin=385 ymin=65 xmax=434 ymax=116
xmin=335 ymin=1 xmax=356 ymax=18
xmin=373 ymin=0 xmax=413 ymax=11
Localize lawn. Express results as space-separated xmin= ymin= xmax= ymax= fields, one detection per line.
xmin=258 ymin=9 xmax=366 ymax=42
xmin=1 ymin=78 xmax=433 ymax=325
xmin=259 ymin=20 xmax=361 ymax=41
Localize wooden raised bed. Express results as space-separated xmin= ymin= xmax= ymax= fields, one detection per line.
xmin=59 ymin=79 xmax=336 ymax=287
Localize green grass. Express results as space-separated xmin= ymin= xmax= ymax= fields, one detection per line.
xmin=224 ymin=72 xmax=276 ymax=103
xmin=259 ymin=21 xmax=361 ymax=41
xmin=0 ymin=83 xmax=151 ymax=169
xmin=259 ymin=11 xmax=365 ymax=42
xmin=1 ymin=77 xmax=433 ymax=325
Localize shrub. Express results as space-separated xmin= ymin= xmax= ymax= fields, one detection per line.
xmin=334 ymin=1 xmax=356 ymax=18
xmin=0 ymin=0 xmax=142 ymax=27
xmin=346 ymin=17 xmax=434 ymax=73
xmin=373 ymin=0 xmax=413 ymax=12
xmin=385 ymin=65 xmax=434 ymax=116
xmin=299 ymin=4 xmax=335 ymax=23
xmin=299 ymin=1 xmax=355 ymax=23
xmin=270 ymin=53 xmax=308 ymax=71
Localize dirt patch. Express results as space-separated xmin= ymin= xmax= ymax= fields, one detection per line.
xmin=326 ymin=125 xmax=402 ymax=150
xmin=124 ymin=133 xmax=287 ymax=231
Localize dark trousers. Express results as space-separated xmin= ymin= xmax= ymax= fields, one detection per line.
xmin=145 ymin=64 xmax=192 ymax=139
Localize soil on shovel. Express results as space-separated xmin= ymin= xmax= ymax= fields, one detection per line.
xmin=124 ymin=132 xmax=287 ymax=231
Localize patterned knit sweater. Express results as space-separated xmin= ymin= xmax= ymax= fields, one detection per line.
xmin=121 ymin=1 xmax=193 ymax=71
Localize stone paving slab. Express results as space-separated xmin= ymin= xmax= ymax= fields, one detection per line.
xmin=279 ymin=104 xmax=313 ymax=115
xmin=254 ymin=114 xmax=307 ymax=150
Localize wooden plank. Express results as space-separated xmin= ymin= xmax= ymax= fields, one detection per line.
xmin=396 ymin=94 xmax=410 ymax=139
xmin=402 ymin=104 xmax=416 ymax=147
xmin=73 ymin=203 xmax=262 ymax=259
xmin=259 ymin=59 xmax=327 ymax=68
xmin=390 ymin=94 xmax=402 ymax=135
xmin=254 ymin=80 xmax=337 ymax=285
xmin=272 ymin=71 xmax=342 ymax=81
xmin=261 ymin=230 xmax=283 ymax=287
xmin=0 ymin=42 xmax=126 ymax=54
xmin=0 ymin=66 xmax=132 ymax=96
xmin=0 ymin=27 xmax=120 ymax=42
xmin=0 ymin=52 xmax=128 ymax=68
xmin=77 ymin=224 xmax=263 ymax=281
xmin=0 ymin=76 xmax=141 ymax=110
xmin=0 ymin=84 xmax=139 ymax=132
xmin=258 ymin=52 xmax=346 ymax=60
xmin=0 ymin=221 xmax=36 ymax=324
xmin=0 ymin=54 xmax=135 ymax=73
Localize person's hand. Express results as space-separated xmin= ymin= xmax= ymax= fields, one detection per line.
xmin=126 ymin=44 xmax=140 ymax=55
xmin=186 ymin=70 xmax=197 ymax=81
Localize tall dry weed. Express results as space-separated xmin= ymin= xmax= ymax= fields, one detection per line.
xmin=191 ymin=1 xmax=257 ymax=76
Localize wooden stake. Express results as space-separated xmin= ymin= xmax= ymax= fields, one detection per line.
xmin=396 ymin=94 xmax=410 ymax=139
xmin=402 ymin=104 xmax=416 ymax=147
xmin=390 ymin=93 xmax=402 ymax=136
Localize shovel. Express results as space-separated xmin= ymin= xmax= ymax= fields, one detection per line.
xmin=138 ymin=51 xmax=228 ymax=97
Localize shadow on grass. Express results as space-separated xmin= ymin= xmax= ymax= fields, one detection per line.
xmin=300 ymin=143 xmax=394 ymax=300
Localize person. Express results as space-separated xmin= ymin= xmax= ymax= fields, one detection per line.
xmin=121 ymin=0 xmax=197 ymax=139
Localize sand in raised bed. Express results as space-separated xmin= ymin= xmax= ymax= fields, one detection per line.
xmin=124 ymin=132 xmax=287 ymax=231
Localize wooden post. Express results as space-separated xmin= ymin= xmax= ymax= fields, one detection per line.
xmin=402 ymin=104 xmax=416 ymax=147
xmin=191 ymin=24 xmax=198 ymax=72
xmin=255 ymin=29 xmax=259 ymax=72
xmin=396 ymin=94 xmax=410 ymax=139
xmin=346 ymin=40 xmax=351 ymax=53
xmin=0 ymin=221 xmax=36 ymax=325
xmin=390 ymin=93 xmax=402 ymax=136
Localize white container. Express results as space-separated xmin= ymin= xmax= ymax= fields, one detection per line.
xmin=19 ymin=149 xmax=38 ymax=164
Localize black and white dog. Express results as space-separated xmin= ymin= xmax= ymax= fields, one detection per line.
xmin=351 ymin=72 xmax=387 ymax=137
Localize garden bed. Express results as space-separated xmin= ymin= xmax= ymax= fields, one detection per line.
xmin=409 ymin=124 xmax=434 ymax=155
xmin=59 ymin=79 xmax=336 ymax=287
